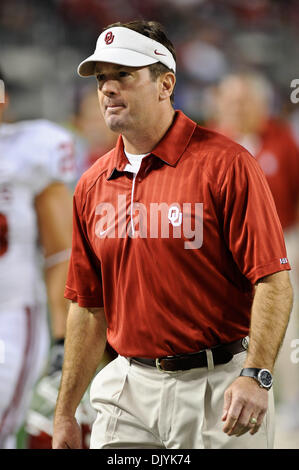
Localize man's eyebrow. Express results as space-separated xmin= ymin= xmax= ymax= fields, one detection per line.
xmin=95 ymin=64 xmax=124 ymax=74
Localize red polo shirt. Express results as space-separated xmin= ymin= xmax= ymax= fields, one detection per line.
xmin=65 ymin=111 xmax=290 ymax=357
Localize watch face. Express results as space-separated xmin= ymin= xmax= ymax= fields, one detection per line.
xmin=258 ymin=369 xmax=273 ymax=388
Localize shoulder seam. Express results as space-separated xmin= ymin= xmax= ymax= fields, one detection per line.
xmin=79 ymin=167 xmax=109 ymax=216
xmin=216 ymin=149 xmax=249 ymax=202
xmin=76 ymin=146 xmax=115 ymax=216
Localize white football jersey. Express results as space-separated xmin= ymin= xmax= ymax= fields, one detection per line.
xmin=0 ymin=119 xmax=75 ymax=310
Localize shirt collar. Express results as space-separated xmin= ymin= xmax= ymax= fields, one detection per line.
xmin=106 ymin=110 xmax=197 ymax=180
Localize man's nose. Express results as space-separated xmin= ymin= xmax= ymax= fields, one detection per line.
xmin=101 ymin=79 xmax=120 ymax=96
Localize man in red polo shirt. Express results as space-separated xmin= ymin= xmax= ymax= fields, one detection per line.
xmin=53 ymin=21 xmax=293 ymax=449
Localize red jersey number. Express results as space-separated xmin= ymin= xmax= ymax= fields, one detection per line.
xmin=59 ymin=142 xmax=75 ymax=173
xmin=0 ymin=213 xmax=8 ymax=256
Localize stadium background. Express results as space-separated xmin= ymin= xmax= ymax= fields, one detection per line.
xmin=1 ymin=0 xmax=299 ymax=449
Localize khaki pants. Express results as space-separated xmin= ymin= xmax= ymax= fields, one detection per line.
xmin=90 ymin=353 xmax=275 ymax=449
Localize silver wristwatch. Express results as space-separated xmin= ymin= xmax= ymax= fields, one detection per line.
xmin=240 ymin=368 xmax=273 ymax=390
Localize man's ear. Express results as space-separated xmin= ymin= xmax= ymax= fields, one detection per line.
xmin=159 ymin=72 xmax=176 ymax=102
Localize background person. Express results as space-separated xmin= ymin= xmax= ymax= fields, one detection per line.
xmin=0 ymin=67 xmax=74 ymax=448
xmin=209 ymin=72 xmax=299 ymax=438
xmin=69 ymin=84 xmax=118 ymax=178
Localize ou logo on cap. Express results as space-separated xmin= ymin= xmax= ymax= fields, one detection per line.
xmin=105 ymin=31 xmax=115 ymax=45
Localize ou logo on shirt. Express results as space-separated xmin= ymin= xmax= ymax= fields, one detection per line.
xmin=168 ymin=206 xmax=182 ymax=227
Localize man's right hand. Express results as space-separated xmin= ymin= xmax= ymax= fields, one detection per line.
xmin=52 ymin=415 xmax=83 ymax=449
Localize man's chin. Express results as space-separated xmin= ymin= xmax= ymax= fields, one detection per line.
xmin=105 ymin=115 xmax=128 ymax=133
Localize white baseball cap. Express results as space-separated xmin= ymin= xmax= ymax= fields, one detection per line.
xmin=77 ymin=26 xmax=176 ymax=77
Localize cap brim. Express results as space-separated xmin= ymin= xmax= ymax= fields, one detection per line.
xmin=77 ymin=49 xmax=159 ymax=77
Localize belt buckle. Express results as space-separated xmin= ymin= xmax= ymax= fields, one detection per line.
xmin=155 ymin=358 xmax=163 ymax=371
xmin=155 ymin=357 xmax=178 ymax=373
xmin=242 ymin=336 xmax=249 ymax=350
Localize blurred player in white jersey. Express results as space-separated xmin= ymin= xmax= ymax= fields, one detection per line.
xmin=0 ymin=68 xmax=75 ymax=448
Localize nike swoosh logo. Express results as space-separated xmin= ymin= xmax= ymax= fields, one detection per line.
xmin=154 ymin=49 xmax=166 ymax=56
xmin=99 ymin=225 xmax=114 ymax=236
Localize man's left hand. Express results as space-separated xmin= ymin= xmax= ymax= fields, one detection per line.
xmin=222 ymin=376 xmax=268 ymax=437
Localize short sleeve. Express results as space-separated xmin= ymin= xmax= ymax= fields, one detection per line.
xmin=64 ymin=185 xmax=104 ymax=307
xmin=219 ymin=151 xmax=291 ymax=284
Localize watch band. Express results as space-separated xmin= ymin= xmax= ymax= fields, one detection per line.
xmin=240 ymin=368 xmax=261 ymax=379
xmin=240 ymin=367 xmax=273 ymax=390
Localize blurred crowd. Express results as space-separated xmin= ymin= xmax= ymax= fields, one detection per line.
xmin=1 ymin=0 xmax=299 ymax=122
xmin=0 ymin=0 xmax=299 ymax=449
xmin=1 ymin=0 xmax=299 ymax=173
